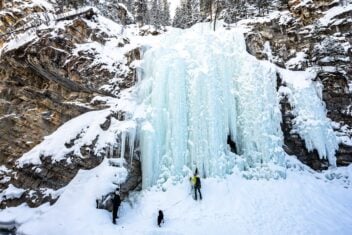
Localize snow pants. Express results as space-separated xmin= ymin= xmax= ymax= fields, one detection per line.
xmin=194 ymin=186 xmax=202 ymax=200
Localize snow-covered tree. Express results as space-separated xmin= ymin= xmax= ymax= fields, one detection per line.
xmin=173 ymin=0 xmax=193 ymax=28
xmin=256 ymin=0 xmax=270 ymax=16
xmin=190 ymin=0 xmax=201 ymax=22
xmin=161 ymin=0 xmax=171 ymax=26
xmin=150 ymin=0 xmax=162 ymax=27
xmin=134 ymin=0 xmax=148 ymax=26
xmin=200 ymin=0 xmax=213 ymax=20
xmin=125 ymin=0 xmax=135 ymax=13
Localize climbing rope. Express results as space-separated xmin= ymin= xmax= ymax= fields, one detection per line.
xmin=163 ymin=193 xmax=191 ymax=212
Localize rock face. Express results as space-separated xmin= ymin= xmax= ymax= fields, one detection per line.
xmin=0 ymin=1 xmax=141 ymax=209
xmin=245 ymin=0 xmax=352 ymax=169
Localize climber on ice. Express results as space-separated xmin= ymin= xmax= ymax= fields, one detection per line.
xmin=112 ymin=188 xmax=121 ymax=224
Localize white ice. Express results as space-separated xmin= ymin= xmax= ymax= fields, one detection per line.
xmin=278 ymin=69 xmax=338 ymax=165
xmin=138 ymin=23 xmax=287 ymax=187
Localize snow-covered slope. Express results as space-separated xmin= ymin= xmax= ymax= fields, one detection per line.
xmin=2 ymin=162 xmax=351 ymax=235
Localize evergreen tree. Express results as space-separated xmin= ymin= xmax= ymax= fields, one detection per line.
xmin=126 ymin=0 xmax=134 ymax=13
xmin=134 ymin=0 xmax=148 ymax=26
xmin=200 ymin=0 xmax=213 ymax=20
xmin=161 ymin=0 xmax=171 ymax=26
xmin=173 ymin=6 xmax=182 ymax=28
xmin=150 ymin=0 xmax=162 ymax=28
xmin=190 ymin=0 xmax=201 ymax=23
xmin=173 ymin=0 xmax=193 ymax=28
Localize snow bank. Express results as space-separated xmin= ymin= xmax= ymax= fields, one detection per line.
xmin=17 ymin=158 xmax=128 ymax=235
xmin=0 ymin=184 xmax=25 ymax=200
xmin=15 ymin=168 xmax=352 ymax=235
xmin=18 ymin=109 xmax=111 ymax=166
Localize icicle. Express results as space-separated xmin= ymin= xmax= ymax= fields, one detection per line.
xmin=128 ymin=127 xmax=136 ymax=164
xmin=109 ymin=145 xmax=114 ymax=158
xmin=120 ymin=131 xmax=126 ymax=159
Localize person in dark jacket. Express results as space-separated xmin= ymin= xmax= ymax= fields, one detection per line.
xmin=112 ymin=188 xmax=121 ymax=224
xmin=157 ymin=210 xmax=164 ymax=227
xmin=193 ymin=172 xmax=202 ymax=200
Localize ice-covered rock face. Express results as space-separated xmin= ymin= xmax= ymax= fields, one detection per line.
xmin=137 ymin=24 xmax=286 ymax=187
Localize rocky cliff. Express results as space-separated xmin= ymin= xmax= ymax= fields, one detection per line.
xmin=245 ymin=0 xmax=352 ymax=170
xmin=0 ymin=1 xmax=141 ymax=209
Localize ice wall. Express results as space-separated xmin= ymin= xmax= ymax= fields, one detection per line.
xmin=137 ymin=24 xmax=286 ymax=187
xmin=278 ymin=69 xmax=338 ymax=165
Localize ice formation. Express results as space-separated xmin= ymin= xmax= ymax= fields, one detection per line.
xmin=16 ymin=22 xmax=339 ymax=189
xmin=278 ymin=69 xmax=338 ymax=165
xmin=137 ymin=24 xmax=286 ymax=187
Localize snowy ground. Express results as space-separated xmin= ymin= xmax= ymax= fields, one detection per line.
xmin=1 ymin=162 xmax=351 ymax=235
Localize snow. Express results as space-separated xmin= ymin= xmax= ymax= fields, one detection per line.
xmin=72 ymin=38 xmax=127 ymax=72
xmin=6 ymin=163 xmax=352 ymax=235
xmin=0 ymin=166 xmax=11 ymax=174
xmin=336 ymin=123 xmax=352 ymax=146
xmin=285 ymin=52 xmax=308 ymax=70
xmin=0 ymin=184 xmax=25 ymax=200
xmin=17 ymin=158 xmax=128 ymax=235
xmin=2 ymin=30 xmax=38 ymax=53
xmin=0 ymin=203 xmax=50 ymax=228
xmin=338 ymin=135 xmax=352 ymax=146
xmin=26 ymin=0 xmax=55 ymax=11
xmin=319 ymin=4 xmax=352 ymax=26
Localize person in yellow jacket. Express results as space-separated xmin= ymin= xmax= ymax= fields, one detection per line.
xmin=191 ymin=171 xmax=202 ymax=200
xmin=189 ymin=176 xmax=195 ymax=196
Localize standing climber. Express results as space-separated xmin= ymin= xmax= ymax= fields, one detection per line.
xmin=193 ymin=170 xmax=202 ymax=201
xmin=112 ymin=188 xmax=121 ymax=224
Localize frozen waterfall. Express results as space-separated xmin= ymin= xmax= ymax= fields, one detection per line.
xmin=135 ymin=23 xmax=338 ymax=188
xmin=137 ymin=24 xmax=287 ymax=188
